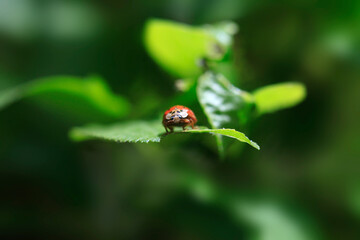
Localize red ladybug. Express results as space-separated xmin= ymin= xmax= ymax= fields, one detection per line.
xmin=162 ymin=105 xmax=197 ymax=133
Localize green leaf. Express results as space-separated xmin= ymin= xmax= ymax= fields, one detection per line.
xmin=253 ymin=82 xmax=306 ymax=115
xmin=143 ymin=19 xmax=235 ymax=78
xmin=197 ymin=71 xmax=254 ymax=156
xmin=187 ymin=128 xmax=259 ymax=150
xmin=69 ymin=120 xmax=259 ymax=150
xmin=70 ymin=120 xmax=164 ymax=143
xmin=0 ymin=75 xmax=129 ymax=122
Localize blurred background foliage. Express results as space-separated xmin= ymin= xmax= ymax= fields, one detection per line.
xmin=0 ymin=0 xmax=359 ymax=239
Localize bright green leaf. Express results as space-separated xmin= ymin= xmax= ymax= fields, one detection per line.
xmin=187 ymin=128 xmax=259 ymax=150
xmin=0 ymin=75 xmax=129 ymax=122
xmin=197 ymin=71 xmax=254 ymax=156
xmin=144 ymin=19 xmax=235 ymax=78
xmin=144 ymin=19 xmax=214 ymax=78
xmin=69 ymin=120 xmax=259 ymax=150
xmin=253 ymin=82 xmax=306 ymax=115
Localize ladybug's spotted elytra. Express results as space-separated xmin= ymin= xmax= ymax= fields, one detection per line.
xmin=162 ymin=105 xmax=197 ymax=133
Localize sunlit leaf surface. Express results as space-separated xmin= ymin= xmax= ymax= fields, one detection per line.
xmin=197 ymin=71 xmax=254 ymax=156
xmin=69 ymin=120 xmax=259 ymax=149
xmin=144 ymin=19 xmax=225 ymax=78
xmin=0 ymin=76 xmax=129 ymax=121
xmin=253 ymin=82 xmax=306 ymax=115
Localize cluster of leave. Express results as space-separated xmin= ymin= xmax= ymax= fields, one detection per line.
xmin=0 ymin=19 xmax=306 ymax=156
xmin=0 ymin=19 xmax=314 ymax=240
xmin=71 ymin=19 xmax=305 ymax=155
xmin=142 ymin=19 xmax=306 ymax=155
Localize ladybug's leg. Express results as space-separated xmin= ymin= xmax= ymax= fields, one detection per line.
xmin=168 ymin=126 xmax=174 ymax=133
xmin=182 ymin=119 xmax=190 ymax=131
xmin=164 ymin=126 xmax=169 ymax=133
xmin=190 ymin=119 xmax=195 ymax=129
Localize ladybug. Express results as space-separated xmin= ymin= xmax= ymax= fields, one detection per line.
xmin=162 ymin=105 xmax=197 ymax=133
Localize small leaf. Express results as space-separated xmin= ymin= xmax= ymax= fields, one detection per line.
xmin=69 ymin=120 xmax=260 ymax=150
xmin=0 ymin=75 xmax=129 ymax=122
xmin=144 ymin=19 xmax=234 ymax=78
xmin=253 ymin=82 xmax=306 ymax=115
xmin=186 ymin=128 xmax=259 ymax=150
xmin=197 ymin=71 xmax=254 ymax=156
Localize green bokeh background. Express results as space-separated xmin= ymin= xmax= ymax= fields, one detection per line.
xmin=0 ymin=0 xmax=359 ymax=239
